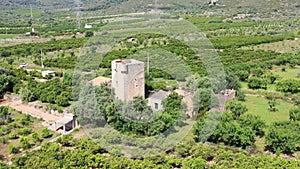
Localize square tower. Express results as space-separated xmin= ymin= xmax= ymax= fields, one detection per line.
xmin=112 ymin=59 xmax=145 ymax=102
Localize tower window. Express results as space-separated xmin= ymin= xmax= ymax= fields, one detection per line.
xmin=154 ymin=103 xmax=159 ymax=109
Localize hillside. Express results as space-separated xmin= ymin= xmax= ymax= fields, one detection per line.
xmin=1 ymin=0 xmax=299 ymax=18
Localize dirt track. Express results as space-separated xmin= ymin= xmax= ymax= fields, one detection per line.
xmin=0 ymin=95 xmax=61 ymax=122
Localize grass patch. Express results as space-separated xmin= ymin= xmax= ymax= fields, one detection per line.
xmin=12 ymin=9 xmax=42 ymax=18
xmin=242 ymin=95 xmax=295 ymax=125
xmin=240 ymin=67 xmax=299 ymax=91
xmin=243 ymin=38 xmax=300 ymax=54
xmin=0 ymin=34 xmax=16 ymax=39
xmin=270 ymin=66 xmax=300 ymax=80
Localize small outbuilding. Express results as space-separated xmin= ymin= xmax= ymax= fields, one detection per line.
xmin=19 ymin=63 xmax=28 ymax=68
xmin=84 ymin=24 xmax=93 ymax=29
xmin=149 ymin=90 xmax=170 ymax=111
xmin=127 ymin=38 xmax=137 ymax=42
xmin=49 ymin=114 xmax=78 ymax=133
xmin=42 ymin=70 xmax=56 ymax=78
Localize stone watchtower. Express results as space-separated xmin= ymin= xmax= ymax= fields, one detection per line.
xmin=112 ymin=59 xmax=145 ymax=102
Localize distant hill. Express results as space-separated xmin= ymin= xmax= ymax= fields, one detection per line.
xmin=1 ymin=0 xmax=299 ymax=18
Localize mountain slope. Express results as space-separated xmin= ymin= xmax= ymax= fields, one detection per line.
xmin=0 ymin=0 xmax=299 ymax=18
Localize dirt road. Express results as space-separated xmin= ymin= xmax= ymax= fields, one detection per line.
xmin=1 ymin=95 xmax=61 ymax=122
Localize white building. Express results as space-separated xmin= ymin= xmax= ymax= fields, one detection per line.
xmin=19 ymin=63 xmax=28 ymax=68
xmin=42 ymin=70 xmax=56 ymax=78
xmin=149 ymin=90 xmax=170 ymax=111
xmin=84 ymin=24 xmax=93 ymax=29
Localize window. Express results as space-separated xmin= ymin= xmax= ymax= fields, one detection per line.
xmin=154 ymin=103 xmax=159 ymax=110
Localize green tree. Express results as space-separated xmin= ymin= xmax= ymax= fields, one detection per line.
xmin=56 ymin=134 xmax=73 ymax=146
xmin=6 ymin=58 xmax=14 ymax=65
xmin=182 ymin=157 xmax=206 ymax=169
xmin=250 ymin=68 xmax=264 ymax=77
xmin=276 ymin=79 xmax=300 ymax=93
xmin=74 ymin=83 xmax=110 ymax=125
xmin=238 ymin=114 xmax=266 ymax=136
xmin=85 ymin=31 xmax=94 ymax=37
xmin=193 ymin=111 xmax=221 ymax=143
xmin=226 ymin=100 xmax=248 ymax=119
xmin=41 ymin=128 xmax=52 ymax=138
xmin=267 ymin=73 xmax=279 ymax=84
xmin=236 ymin=90 xmax=246 ymax=101
xmin=236 ymin=70 xmax=249 ymax=81
xmin=209 ymin=119 xmax=255 ymax=148
xmin=122 ymin=96 xmax=152 ymax=121
xmin=8 ymin=144 xmax=19 ymax=154
xmin=0 ymin=74 xmax=16 ymax=99
xmin=19 ymin=137 xmax=31 ymax=149
xmin=8 ymin=132 xmax=19 ymax=139
xmin=247 ymin=77 xmax=267 ymax=90
xmin=193 ymin=89 xmax=219 ymax=114
xmin=55 ymin=92 xmax=70 ymax=107
xmin=0 ymin=106 xmax=10 ymax=120
xmin=266 ymin=122 xmax=299 ymax=154
xmin=19 ymin=87 xmax=34 ymax=103
xmin=31 ymin=132 xmax=40 ymax=143
xmin=289 ymin=108 xmax=300 ymax=121
xmin=268 ymin=99 xmax=278 ymax=112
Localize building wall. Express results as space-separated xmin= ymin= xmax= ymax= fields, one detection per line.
xmin=149 ymin=98 xmax=163 ymax=111
xmin=112 ymin=59 xmax=145 ymax=102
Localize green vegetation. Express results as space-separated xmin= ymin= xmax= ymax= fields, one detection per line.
xmin=25 ymin=78 xmax=72 ymax=107
xmin=271 ymin=67 xmax=300 ymax=80
xmin=0 ymin=35 xmax=16 ymax=39
xmin=0 ymin=107 xmax=55 ymax=158
xmin=210 ymin=35 xmax=294 ymax=49
xmin=74 ymin=83 xmax=185 ymax=136
xmin=0 ymin=37 xmax=87 ymax=58
xmin=290 ymin=108 xmax=300 ymax=121
xmin=276 ymin=79 xmax=300 ymax=93
xmin=0 ymin=74 xmax=17 ymax=99
xmin=12 ymin=9 xmax=42 ymax=17
xmin=244 ymin=39 xmax=300 ymax=54
xmin=225 ymin=100 xmax=248 ymax=119
xmin=0 ymin=5 xmax=300 ymax=167
xmin=194 ymin=109 xmax=265 ymax=149
xmin=33 ymin=56 xmax=77 ymax=69
xmin=266 ymin=121 xmax=300 ymax=154
xmin=242 ymin=96 xmax=294 ymax=124
xmin=6 ymin=134 xmax=300 ymax=168
xmin=247 ymin=77 xmax=268 ymax=90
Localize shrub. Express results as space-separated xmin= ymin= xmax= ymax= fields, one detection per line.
xmin=18 ymin=128 xmax=33 ymax=136
xmin=85 ymin=31 xmax=94 ymax=37
xmin=31 ymin=132 xmax=41 ymax=143
xmin=0 ymin=137 xmax=8 ymax=144
xmin=19 ymin=137 xmax=31 ymax=149
xmin=247 ymin=77 xmax=267 ymax=90
xmin=8 ymin=144 xmax=19 ymax=154
xmin=276 ymin=79 xmax=300 ymax=93
xmin=41 ymin=128 xmax=53 ymax=138
xmin=8 ymin=132 xmax=19 ymax=139
xmin=20 ymin=115 xmax=32 ymax=126
xmin=289 ymin=108 xmax=300 ymax=121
